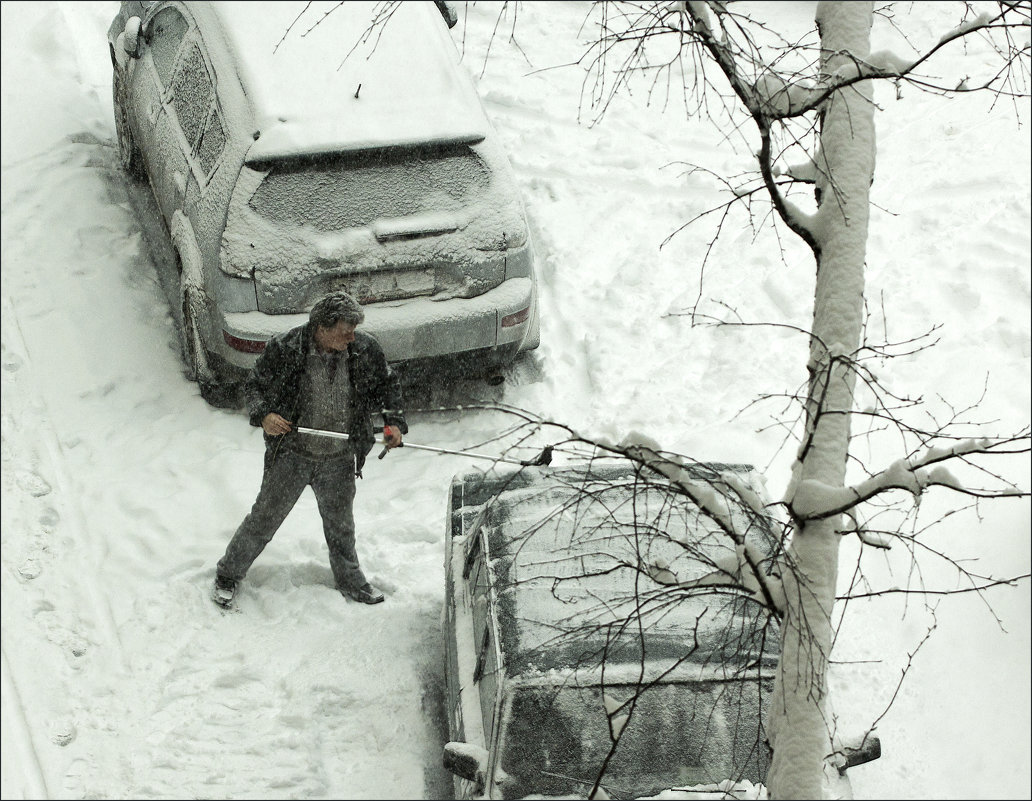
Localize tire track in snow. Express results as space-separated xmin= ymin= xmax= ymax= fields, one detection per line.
xmin=1 ymin=296 xmax=128 ymax=671
xmin=1 ymin=645 xmax=51 ymax=799
xmin=2 ymin=290 xmax=133 ymax=798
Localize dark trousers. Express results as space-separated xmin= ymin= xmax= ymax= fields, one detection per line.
xmin=217 ymin=446 xmax=366 ymax=591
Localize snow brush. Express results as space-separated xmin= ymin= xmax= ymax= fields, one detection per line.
xmin=296 ymin=425 xmax=553 ymax=468
xmin=295 ymin=426 xmax=351 ymax=441
xmin=378 ymin=429 xmax=553 ymax=468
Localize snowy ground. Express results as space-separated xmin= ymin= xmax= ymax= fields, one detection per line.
xmin=1 ymin=2 xmax=1029 ymax=799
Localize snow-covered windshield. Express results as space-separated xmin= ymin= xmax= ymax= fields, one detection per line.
xmin=247 ymin=144 xmax=490 ymax=230
xmin=497 ymin=678 xmax=772 ymax=799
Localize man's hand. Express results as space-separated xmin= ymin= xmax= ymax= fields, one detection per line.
xmin=383 ymin=424 xmax=403 ymax=449
xmin=262 ymin=413 xmax=293 ymax=436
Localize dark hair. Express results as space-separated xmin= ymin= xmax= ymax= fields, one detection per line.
xmin=309 ymin=291 xmax=365 ymax=328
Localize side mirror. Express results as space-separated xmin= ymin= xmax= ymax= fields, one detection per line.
xmin=835 ymin=733 xmax=882 ymax=775
xmin=122 ymin=16 xmax=142 ymax=58
xmin=443 ymin=742 xmax=487 ymax=794
xmin=434 ymin=1 xmax=458 ymax=28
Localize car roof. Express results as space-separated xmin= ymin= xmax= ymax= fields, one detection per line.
xmin=194 ymin=1 xmax=491 ymax=160
xmin=458 ymin=462 xmax=781 ymax=683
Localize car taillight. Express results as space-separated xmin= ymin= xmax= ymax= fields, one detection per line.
xmin=501 ymin=306 xmax=531 ymax=328
xmin=223 ymin=330 xmax=267 ymax=353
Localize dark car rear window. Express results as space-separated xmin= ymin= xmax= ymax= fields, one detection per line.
xmin=248 ymin=144 xmax=491 ymax=230
xmin=499 ymin=679 xmax=772 ymax=799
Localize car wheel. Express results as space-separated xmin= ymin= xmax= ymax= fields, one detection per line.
xmin=181 ymin=285 xmax=237 ymax=408
xmin=112 ymin=71 xmax=145 ymax=180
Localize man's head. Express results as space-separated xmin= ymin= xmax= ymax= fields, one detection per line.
xmin=310 ymin=291 xmax=365 ymax=353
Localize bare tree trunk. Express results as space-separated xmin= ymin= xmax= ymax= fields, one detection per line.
xmin=767 ymin=3 xmax=875 ymax=798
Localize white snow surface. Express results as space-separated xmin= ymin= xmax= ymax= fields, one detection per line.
xmin=2 ymin=2 xmax=1030 ymax=799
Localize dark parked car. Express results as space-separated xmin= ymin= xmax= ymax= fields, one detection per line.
xmin=441 ymin=461 xmax=783 ymax=799
xmin=107 ymin=1 xmax=538 ymax=405
xmin=441 ymin=460 xmax=880 ymax=799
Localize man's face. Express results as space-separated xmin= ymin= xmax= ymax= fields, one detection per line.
xmin=314 ymin=320 xmax=357 ymax=353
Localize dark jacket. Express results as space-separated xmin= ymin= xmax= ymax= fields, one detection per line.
xmin=244 ymin=323 xmax=408 ymax=476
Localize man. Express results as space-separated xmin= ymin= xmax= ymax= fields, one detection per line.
xmin=213 ymin=291 xmax=406 ymax=608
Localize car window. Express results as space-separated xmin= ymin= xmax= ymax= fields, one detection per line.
xmin=475 ymin=624 xmax=499 ymax=741
xmin=148 ymin=6 xmax=189 ymax=89
xmin=170 ymin=41 xmax=215 ymax=151
xmin=497 ymin=679 xmax=773 ymax=800
xmin=467 ymin=532 xmax=500 ymax=743
xmin=247 ymin=145 xmax=491 ymax=230
xmin=196 ymin=107 xmax=226 ymax=177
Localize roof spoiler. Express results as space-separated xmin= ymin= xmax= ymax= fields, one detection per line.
xmin=244 ymin=131 xmax=486 ymax=165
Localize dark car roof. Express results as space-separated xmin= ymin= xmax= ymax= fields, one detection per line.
xmin=456 ymin=462 xmax=781 ymax=683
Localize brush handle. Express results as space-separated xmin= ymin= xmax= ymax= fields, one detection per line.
xmin=295 ymin=426 xmax=350 ymax=441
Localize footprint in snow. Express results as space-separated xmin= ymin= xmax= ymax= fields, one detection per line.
xmin=16 ymin=469 xmax=52 ymax=497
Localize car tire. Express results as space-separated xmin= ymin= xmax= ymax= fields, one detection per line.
xmin=181 ymin=285 xmax=237 ymax=408
xmin=112 ymin=71 xmax=145 ymax=180
xmin=198 ymin=377 xmax=239 ymax=409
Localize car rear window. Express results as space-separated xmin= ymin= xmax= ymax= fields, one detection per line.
xmin=247 ymin=145 xmax=491 ymax=230
xmin=499 ymin=679 xmax=772 ymax=799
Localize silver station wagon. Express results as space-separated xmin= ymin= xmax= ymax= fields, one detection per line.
xmin=107 ymin=1 xmax=539 ymax=405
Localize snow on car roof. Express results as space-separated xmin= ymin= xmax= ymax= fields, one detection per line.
xmin=206 ymin=1 xmax=491 ymax=160
xmin=463 ymin=464 xmax=780 ymax=681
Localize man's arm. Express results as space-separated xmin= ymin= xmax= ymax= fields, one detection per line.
xmin=245 ymin=337 xmax=285 ymax=428
xmin=369 ymin=338 xmax=404 ymax=437
xmin=380 ymin=364 xmax=407 ymax=436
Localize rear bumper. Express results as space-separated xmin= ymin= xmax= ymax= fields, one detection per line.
xmin=218 ymin=277 xmax=536 ymax=369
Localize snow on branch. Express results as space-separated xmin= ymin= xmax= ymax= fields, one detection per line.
xmin=939 ymin=11 xmax=997 ymax=43
xmin=785 ymin=3 xmax=1031 ymax=110
xmin=571 ymin=0 xmax=1028 ymax=261
xmin=753 ymin=71 xmax=824 ymax=118
xmin=789 ymin=436 xmax=1031 ymax=520
xmin=647 ymin=542 xmax=788 ymax=614
xmin=611 ymin=434 xmax=787 ymax=613
xmin=680 ymin=3 xmax=822 ymax=252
